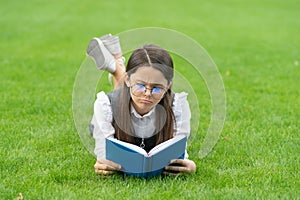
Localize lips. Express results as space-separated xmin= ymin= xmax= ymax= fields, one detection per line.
xmin=140 ymin=99 xmax=152 ymax=104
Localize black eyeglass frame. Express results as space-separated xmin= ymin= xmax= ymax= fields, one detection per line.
xmin=129 ymin=82 xmax=167 ymax=100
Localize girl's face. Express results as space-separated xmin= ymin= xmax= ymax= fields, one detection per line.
xmin=126 ymin=66 xmax=169 ymax=116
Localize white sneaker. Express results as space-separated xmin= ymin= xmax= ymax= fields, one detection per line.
xmin=86 ymin=37 xmax=116 ymax=73
xmin=100 ymin=35 xmax=122 ymax=57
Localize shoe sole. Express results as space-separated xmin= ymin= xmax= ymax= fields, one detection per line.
xmin=87 ymin=38 xmax=117 ymax=72
xmin=86 ymin=38 xmax=106 ymax=69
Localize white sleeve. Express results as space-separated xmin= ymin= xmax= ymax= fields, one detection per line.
xmin=172 ymin=92 xmax=191 ymax=158
xmin=92 ymin=91 xmax=115 ymax=160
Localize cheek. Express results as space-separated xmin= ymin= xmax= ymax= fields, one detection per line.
xmin=130 ymin=94 xmax=138 ymax=102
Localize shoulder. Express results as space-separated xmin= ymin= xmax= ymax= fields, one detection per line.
xmin=172 ymin=92 xmax=189 ymax=107
xmin=95 ymin=91 xmax=111 ymax=105
xmin=94 ymin=91 xmax=113 ymax=121
xmin=94 ymin=88 xmax=124 ymax=116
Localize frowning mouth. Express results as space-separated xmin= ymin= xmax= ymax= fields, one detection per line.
xmin=140 ymin=99 xmax=153 ymax=104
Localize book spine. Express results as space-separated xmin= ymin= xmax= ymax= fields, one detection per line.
xmin=143 ymin=156 xmax=151 ymax=174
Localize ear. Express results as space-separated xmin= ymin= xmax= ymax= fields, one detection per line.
xmin=124 ymin=73 xmax=130 ymax=87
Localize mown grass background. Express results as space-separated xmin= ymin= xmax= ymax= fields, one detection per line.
xmin=1 ymin=0 xmax=299 ymax=199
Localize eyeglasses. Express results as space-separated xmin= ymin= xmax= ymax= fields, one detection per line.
xmin=130 ymin=83 xmax=166 ymax=100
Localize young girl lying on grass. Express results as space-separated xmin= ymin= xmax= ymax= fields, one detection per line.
xmin=87 ymin=34 xmax=196 ymax=176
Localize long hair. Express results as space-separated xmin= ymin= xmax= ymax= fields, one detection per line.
xmin=112 ymin=44 xmax=176 ymax=145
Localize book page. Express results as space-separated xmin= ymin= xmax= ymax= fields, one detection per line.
xmin=148 ymin=135 xmax=186 ymax=156
xmin=107 ymin=138 xmax=148 ymax=156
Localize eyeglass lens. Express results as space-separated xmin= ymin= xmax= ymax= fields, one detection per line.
xmin=132 ymin=84 xmax=164 ymax=99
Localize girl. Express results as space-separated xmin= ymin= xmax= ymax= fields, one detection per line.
xmin=87 ymin=34 xmax=196 ymax=176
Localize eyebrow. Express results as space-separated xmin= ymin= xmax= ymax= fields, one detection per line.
xmin=134 ymin=80 xmax=166 ymax=87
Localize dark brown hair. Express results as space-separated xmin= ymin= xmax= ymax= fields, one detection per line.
xmin=112 ymin=44 xmax=176 ymax=145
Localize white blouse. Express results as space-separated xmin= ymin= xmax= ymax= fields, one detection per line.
xmin=91 ymin=91 xmax=191 ymax=160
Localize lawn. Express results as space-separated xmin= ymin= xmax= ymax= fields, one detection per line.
xmin=1 ymin=0 xmax=299 ymax=199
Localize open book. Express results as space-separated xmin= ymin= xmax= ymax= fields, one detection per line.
xmin=105 ymin=135 xmax=187 ymax=178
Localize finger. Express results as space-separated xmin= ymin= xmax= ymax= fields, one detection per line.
xmin=98 ymin=159 xmax=122 ymax=170
xmin=170 ymin=159 xmax=186 ymax=165
xmin=165 ymin=165 xmax=188 ymax=173
xmin=101 ymin=163 xmax=120 ymax=171
xmin=95 ymin=161 xmax=121 ymax=171
xmin=95 ymin=168 xmax=115 ymax=175
xmin=95 ymin=168 xmax=103 ymax=174
xmin=101 ymin=170 xmax=115 ymax=175
xmin=95 ymin=163 xmax=120 ymax=172
xmin=94 ymin=162 xmax=102 ymax=169
xmin=163 ymin=171 xmax=181 ymax=176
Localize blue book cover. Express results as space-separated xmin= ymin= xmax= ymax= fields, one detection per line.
xmin=105 ymin=135 xmax=187 ymax=178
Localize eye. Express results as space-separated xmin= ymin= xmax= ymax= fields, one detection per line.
xmin=151 ymin=87 xmax=163 ymax=94
xmin=135 ymin=84 xmax=146 ymax=92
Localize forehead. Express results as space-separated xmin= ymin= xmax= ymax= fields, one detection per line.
xmin=130 ymin=66 xmax=168 ymax=85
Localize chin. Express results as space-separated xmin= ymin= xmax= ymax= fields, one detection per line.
xmin=137 ymin=104 xmax=153 ymax=114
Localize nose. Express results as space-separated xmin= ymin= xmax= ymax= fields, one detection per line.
xmin=144 ymin=88 xmax=152 ymax=96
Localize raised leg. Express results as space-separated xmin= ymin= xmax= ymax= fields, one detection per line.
xmin=111 ymin=57 xmax=126 ymax=89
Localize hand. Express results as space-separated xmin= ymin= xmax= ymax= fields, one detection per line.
xmin=164 ymin=159 xmax=196 ymax=176
xmin=94 ymin=159 xmax=122 ymax=175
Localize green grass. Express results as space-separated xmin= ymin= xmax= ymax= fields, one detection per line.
xmin=1 ymin=0 xmax=299 ymax=199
